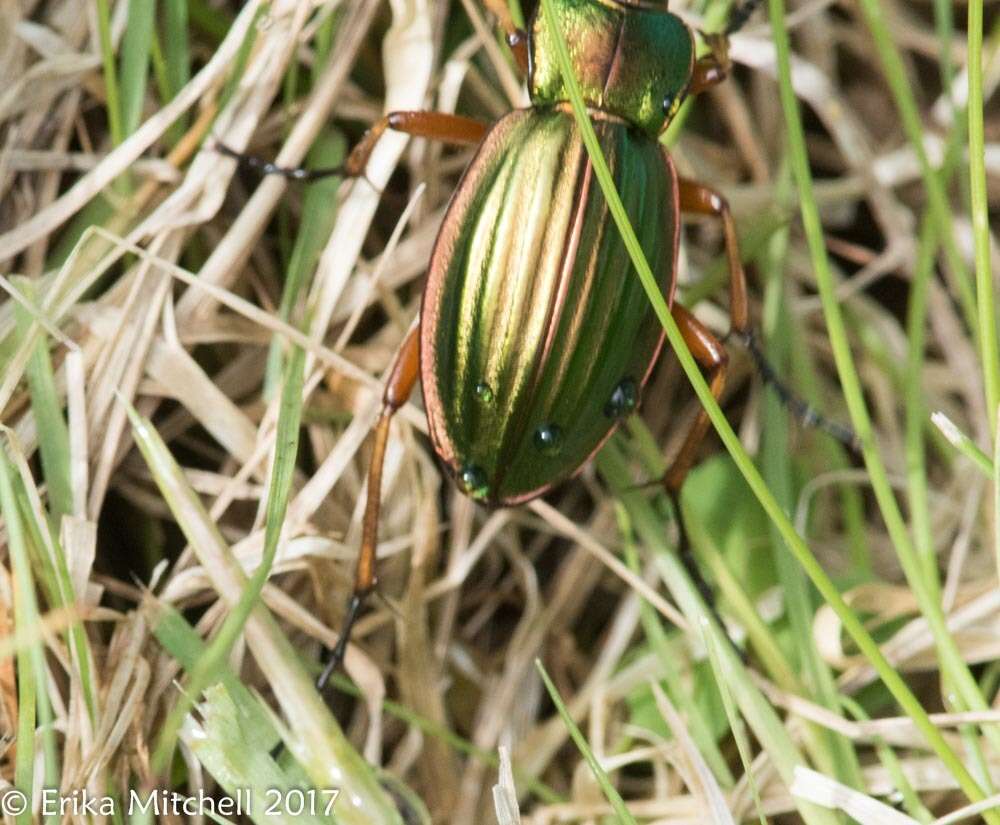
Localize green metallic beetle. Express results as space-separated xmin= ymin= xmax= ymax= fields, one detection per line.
xmin=222 ymin=0 xmax=769 ymax=685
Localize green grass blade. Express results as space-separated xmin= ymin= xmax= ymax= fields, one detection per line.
xmin=264 ymin=132 xmax=345 ymax=395
xmin=617 ymin=504 xmax=735 ymax=787
xmin=934 ymin=0 xmax=956 ymax=94
xmin=5 ymin=438 xmax=98 ymax=721
xmin=766 ymin=0 xmax=1000 ymax=807
xmin=149 ymin=344 xmax=305 ymax=771
xmin=933 ymin=412 xmax=994 ymax=477
xmin=184 ymin=686 xmax=331 ymax=825
xmin=0 ymin=451 xmax=37 ymax=825
xmin=0 ymin=443 xmax=58 ymax=823
xmin=95 ymin=0 xmax=124 ymax=146
xmin=119 ymin=0 xmax=156 ymax=137
xmin=216 ymin=6 xmax=267 ymax=127
xmin=13 ymin=280 xmax=72 ymax=522
xmin=189 ymin=0 xmax=233 ymax=42
xmin=598 ymin=443 xmax=839 ymax=825
xmin=758 ymin=170 xmax=863 ymax=788
xmin=148 ymin=33 xmax=172 ymax=115
xmin=149 ymin=605 xmax=334 ymax=825
xmin=995 ymin=407 xmax=1000 ymax=584
xmin=841 ymin=697 xmax=933 ymax=822
xmin=698 ymin=628 xmax=766 ymax=824
xmin=122 ymin=398 xmax=401 ymax=825
xmin=150 ymin=601 xmax=277 ymax=724
xmin=162 ymin=0 xmax=191 ymax=105
xmin=854 ymin=0 xmax=977 ymax=340
xmin=536 ymin=660 xmax=638 ymax=825
xmin=318 ymin=669 xmax=565 ymax=805
xmin=905 ymin=213 xmax=941 ymax=592
xmin=968 ymin=0 xmax=999 ymax=435
xmin=160 ymin=0 xmax=191 ymax=148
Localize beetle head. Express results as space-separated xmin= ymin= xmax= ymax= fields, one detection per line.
xmin=529 ymin=0 xmax=694 ymax=135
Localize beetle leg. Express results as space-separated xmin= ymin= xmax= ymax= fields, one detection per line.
xmin=482 ymin=0 xmax=530 ymax=76
xmin=678 ymin=179 xmax=749 ymax=334
xmin=726 ymin=0 xmax=764 ymax=35
xmin=689 ymin=36 xmax=731 ymax=96
xmin=661 ymin=307 xmax=743 ymax=655
xmin=214 ymin=140 xmax=347 ymax=182
xmin=216 ymin=112 xmax=489 ymax=184
xmin=341 ymin=111 xmax=491 ymax=178
xmin=677 ymin=182 xmax=861 ymax=451
xmin=688 ymin=0 xmax=763 ymax=96
xmin=663 ymin=304 xmax=728 ymax=494
xmin=315 ymin=322 xmax=421 ymax=694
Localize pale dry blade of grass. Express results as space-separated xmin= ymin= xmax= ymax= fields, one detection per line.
xmin=491 ymin=746 xmax=521 ymax=825
xmin=650 ymin=682 xmax=737 ymax=825
xmin=791 ymin=766 xmax=921 ymax=825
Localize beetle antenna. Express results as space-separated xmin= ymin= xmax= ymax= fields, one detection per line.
xmin=725 ymin=0 xmax=764 ymax=35
xmin=733 ymin=330 xmax=861 ymax=452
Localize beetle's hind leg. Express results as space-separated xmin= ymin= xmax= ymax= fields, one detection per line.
xmin=660 ymin=305 xmax=742 ymax=653
xmin=740 ymin=334 xmax=861 ymax=450
xmin=678 ymin=178 xmax=859 ymax=451
xmin=315 ymin=323 xmax=421 ymax=695
xmin=663 ymin=304 xmax=728 ymax=494
xmin=216 ymin=112 xmax=489 ymax=186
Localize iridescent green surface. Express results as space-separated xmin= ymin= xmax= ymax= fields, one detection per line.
xmin=530 ymin=0 xmax=694 ymax=135
xmin=420 ymin=108 xmax=679 ymax=504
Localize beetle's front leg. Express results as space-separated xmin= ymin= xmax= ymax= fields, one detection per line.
xmin=315 ymin=322 xmax=421 ymax=694
xmin=482 ymin=0 xmax=530 ymax=75
xmin=340 ymin=111 xmax=491 ymax=178
xmin=688 ymin=0 xmax=764 ymax=96
xmin=689 ymin=36 xmax=731 ymax=97
xmin=217 ymin=111 xmax=490 ymax=183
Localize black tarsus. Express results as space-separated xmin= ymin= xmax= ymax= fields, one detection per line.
xmin=267 ymin=591 xmax=370 ymax=762
xmin=629 ymin=327 xmax=859 ymax=498
xmin=214 ymin=140 xmax=348 ymax=182
xmin=731 ymin=329 xmax=862 ymax=453
xmin=670 ymin=492 xmax=715 ymax=608
xmin=725 ymin=0 xmax=765 ymax=35
xmin=315 ymin=591 xmax=368 ymax=695
xmin=668 ymin=491 xmax=748 ymax=664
